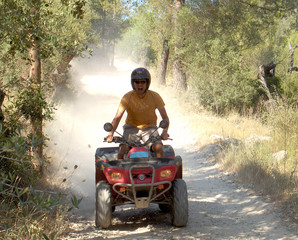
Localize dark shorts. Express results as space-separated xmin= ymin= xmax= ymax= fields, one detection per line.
xmin=122 ymin=124 xmax=162 ymax=149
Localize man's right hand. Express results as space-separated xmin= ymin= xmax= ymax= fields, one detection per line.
xmin=106 ymin=134 xmax=114 ymax=143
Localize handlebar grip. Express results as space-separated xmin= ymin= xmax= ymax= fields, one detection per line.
xmin=103 ymin=136 xmax=121 ymax=143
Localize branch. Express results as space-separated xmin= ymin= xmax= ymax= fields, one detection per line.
xmin=0 ymin=90 xmax=5 ymax=106
xmin=258 ymin=61 xmax=276 ymax=78
xmin=288 ymin=41 xmax=298 ymax=73
xmin=257 ymin=74 xmax=273 ymax=101
xmin=0 ymin=154 xmax=32 ymax=163
xmin=0 ymin=89 xmax=5 ymax=121
xmin=257 ymin=62 xmax=277 ymax=107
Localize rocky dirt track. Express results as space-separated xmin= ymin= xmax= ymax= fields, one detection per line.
xmin=46 ymin=51 xmax=297 ymax=240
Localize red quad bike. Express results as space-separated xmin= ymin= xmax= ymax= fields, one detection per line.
xmin=95 ymin=120 xmax=188 ymax=229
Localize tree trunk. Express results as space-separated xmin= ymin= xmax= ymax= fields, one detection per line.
xmin=29 ymin=1 xmax=43 ymax=172
xmin=110 ymin=1 xmax=116 ymax=69
xmin=29 ymin=46 xmax=41 ymax=82
xmin=257 ymin=61 xmax=276 ymax=108
xmin=110 ymin=39 xmax=115 ymax=68
xmin=102 ymin=10 xmax=106 ymax=54
xmin=289 ymin=40 xmax=298 ymax=73
xmin=173 ymin=0 xmax=187 ymax=90
xmin=173 ymin=56 xmax=187 ymax=89
xmin=0 ymin=90 xmax=5 ymax=121
xmin=56 ymin=49 xmax=76 ymax=74
xmin=29 ymin=44 xmax=44 ymax=173
xmin=157 ymin=39 xmax=169 ymax=85
xmin=259 ymin=61 xmax=276 ymax=78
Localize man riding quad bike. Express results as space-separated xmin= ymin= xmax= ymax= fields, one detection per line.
xmin=95 ymin=68 xmax=188 ymax=228
xmin=95 ymin=120 xmax=188 ymax=228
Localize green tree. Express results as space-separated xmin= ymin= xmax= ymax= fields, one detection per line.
xmin=118 ymin=0 xmax=175 ymax=85
xmin=172 ymin=0 xmax=187 ymax=90
xmin=0 ymin=0 xmax=92 ymax=172
xmin=90 ymin=0 xmax=130 ymax=68
xmin=181 ymin=0 xmax=297 ymax=113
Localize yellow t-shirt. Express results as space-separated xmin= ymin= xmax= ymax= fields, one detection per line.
xmin=119 ymin=90 xmax=165 ymax=129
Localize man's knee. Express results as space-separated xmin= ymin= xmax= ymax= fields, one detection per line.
xmin=117 ymin=144 xmax=129 ymax=159
xmin=152 ymin=143 xmax=164 ymax=157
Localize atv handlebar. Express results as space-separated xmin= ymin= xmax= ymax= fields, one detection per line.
xmin=103 ymin=120 xmax=171 ymax=147
xmin=103 ymin=136 xmax=123 ymax=144
xmin=104 ymin=135 xmax=167 ymax=147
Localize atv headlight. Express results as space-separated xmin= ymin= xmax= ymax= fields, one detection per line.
xmin=160 ymin=169 xmax=172 ymax=178
xmin=110 ymin=172 xmax=122 ymax=180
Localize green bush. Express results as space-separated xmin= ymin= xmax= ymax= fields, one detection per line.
xmin=188 ymin=39 xmax=260 ymax=114
xmin=0 ymin=123 xmax=82 ymax=239
xmin=281 ymin=72 xmax=298 ymax=106
xmin=217 ymin=100 xmax=297 ymax=220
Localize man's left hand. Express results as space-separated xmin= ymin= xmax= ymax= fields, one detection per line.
xmin=161 ymin=132 xmax=169 ymax=140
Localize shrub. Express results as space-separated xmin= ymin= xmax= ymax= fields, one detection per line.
xmin=217 ymin=100 xmax=297 ymax=220
xmin=0 ymin=124 xmax=79 ymax=239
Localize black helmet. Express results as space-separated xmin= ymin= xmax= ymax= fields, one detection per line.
xmin=131 ymin=67 xmax=151 ymax=91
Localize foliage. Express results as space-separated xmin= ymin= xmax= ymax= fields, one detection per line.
xmin=212 ymin=97 xmax=297 ymax=219
xmin=281 ymin=72 xmax=298 ymax=105
xmin=118 ymin=0 xmax=174 ymax=66
xmin=0 ymin=124 xmax=38 ymax=184
xmin=0 ymin=124 xmax=82 ymax=239
xmin=0 ymin=0 xmax=92 ymax=238
xmin=214 ymin=94 xmax=298 ymax=218
xmin=0 ymin=0 xmax=92 ymax=88
xmin=0 ymin=0 xmax=93 ymax=152
xmin=119 ymin=0 xmax=297 ymax=113
xmin=0 ymin=172 xmax=64 ymax=239
xmin=119 ymin=0 xmax=298 ymax=219
xmin=89 ymin=0 xmax=131 ymax=66
xmin=0 ymin=0 xmax=90 ymax=62
xmin=265 ymin=100 xmax=298 ymax=158
xmin=188 ymin=39 xmax=260 ymax=114
xmin=219 ymin=140 xmax=297 ymax=220
xmin=15 ymin=84 xmax=55 ymax=123
xmin=90 ymin=0 xmax=130 ymax=41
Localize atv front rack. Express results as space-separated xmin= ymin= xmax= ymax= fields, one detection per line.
xmin=112 ymin=163 xmax=172 ymax=209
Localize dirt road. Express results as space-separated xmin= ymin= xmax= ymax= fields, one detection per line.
xmin=45 ymin=50 xmax=297 ymax=240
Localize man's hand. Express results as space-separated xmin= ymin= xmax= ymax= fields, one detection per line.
xmin=106 ymin=134 xmax=114 ymax=143
xmin=161 ymin=131 xmax=169 ymax=140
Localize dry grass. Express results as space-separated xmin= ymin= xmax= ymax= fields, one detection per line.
xmin=0 ymin=166 xmax=71 ymax=239
xmin=0 ymin=189 xmax=68 ymax=240
xmin=160 ymin=85 xmax=270 ymax=146
xmin=164 ymin=86 xmax=297 ymax=222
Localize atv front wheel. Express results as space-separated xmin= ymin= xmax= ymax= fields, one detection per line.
xmin=171 ymin=179 xmax=188 ymax=227
xmin=95 ymin=181 xmax=112 ymax=228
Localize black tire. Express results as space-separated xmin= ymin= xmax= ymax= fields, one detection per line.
xmin=159 ymin=204 xmax=171 ymax=213
xmin=171 ymin=179 xmax=188 ymax=227
xmin=95 ymin=181 xmax=112 ymax=228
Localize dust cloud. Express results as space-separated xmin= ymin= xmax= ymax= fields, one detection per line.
xmin=44 ymin=47 xmax=198 ymax=219
xmin=45 ymin=49 xmax=137 ymax=217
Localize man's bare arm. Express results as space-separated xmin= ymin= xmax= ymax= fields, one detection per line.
xmin=107 ymin=108 xmax=125 ymax=142
xmin=158 ymin=107 xmax=170 ymax=140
